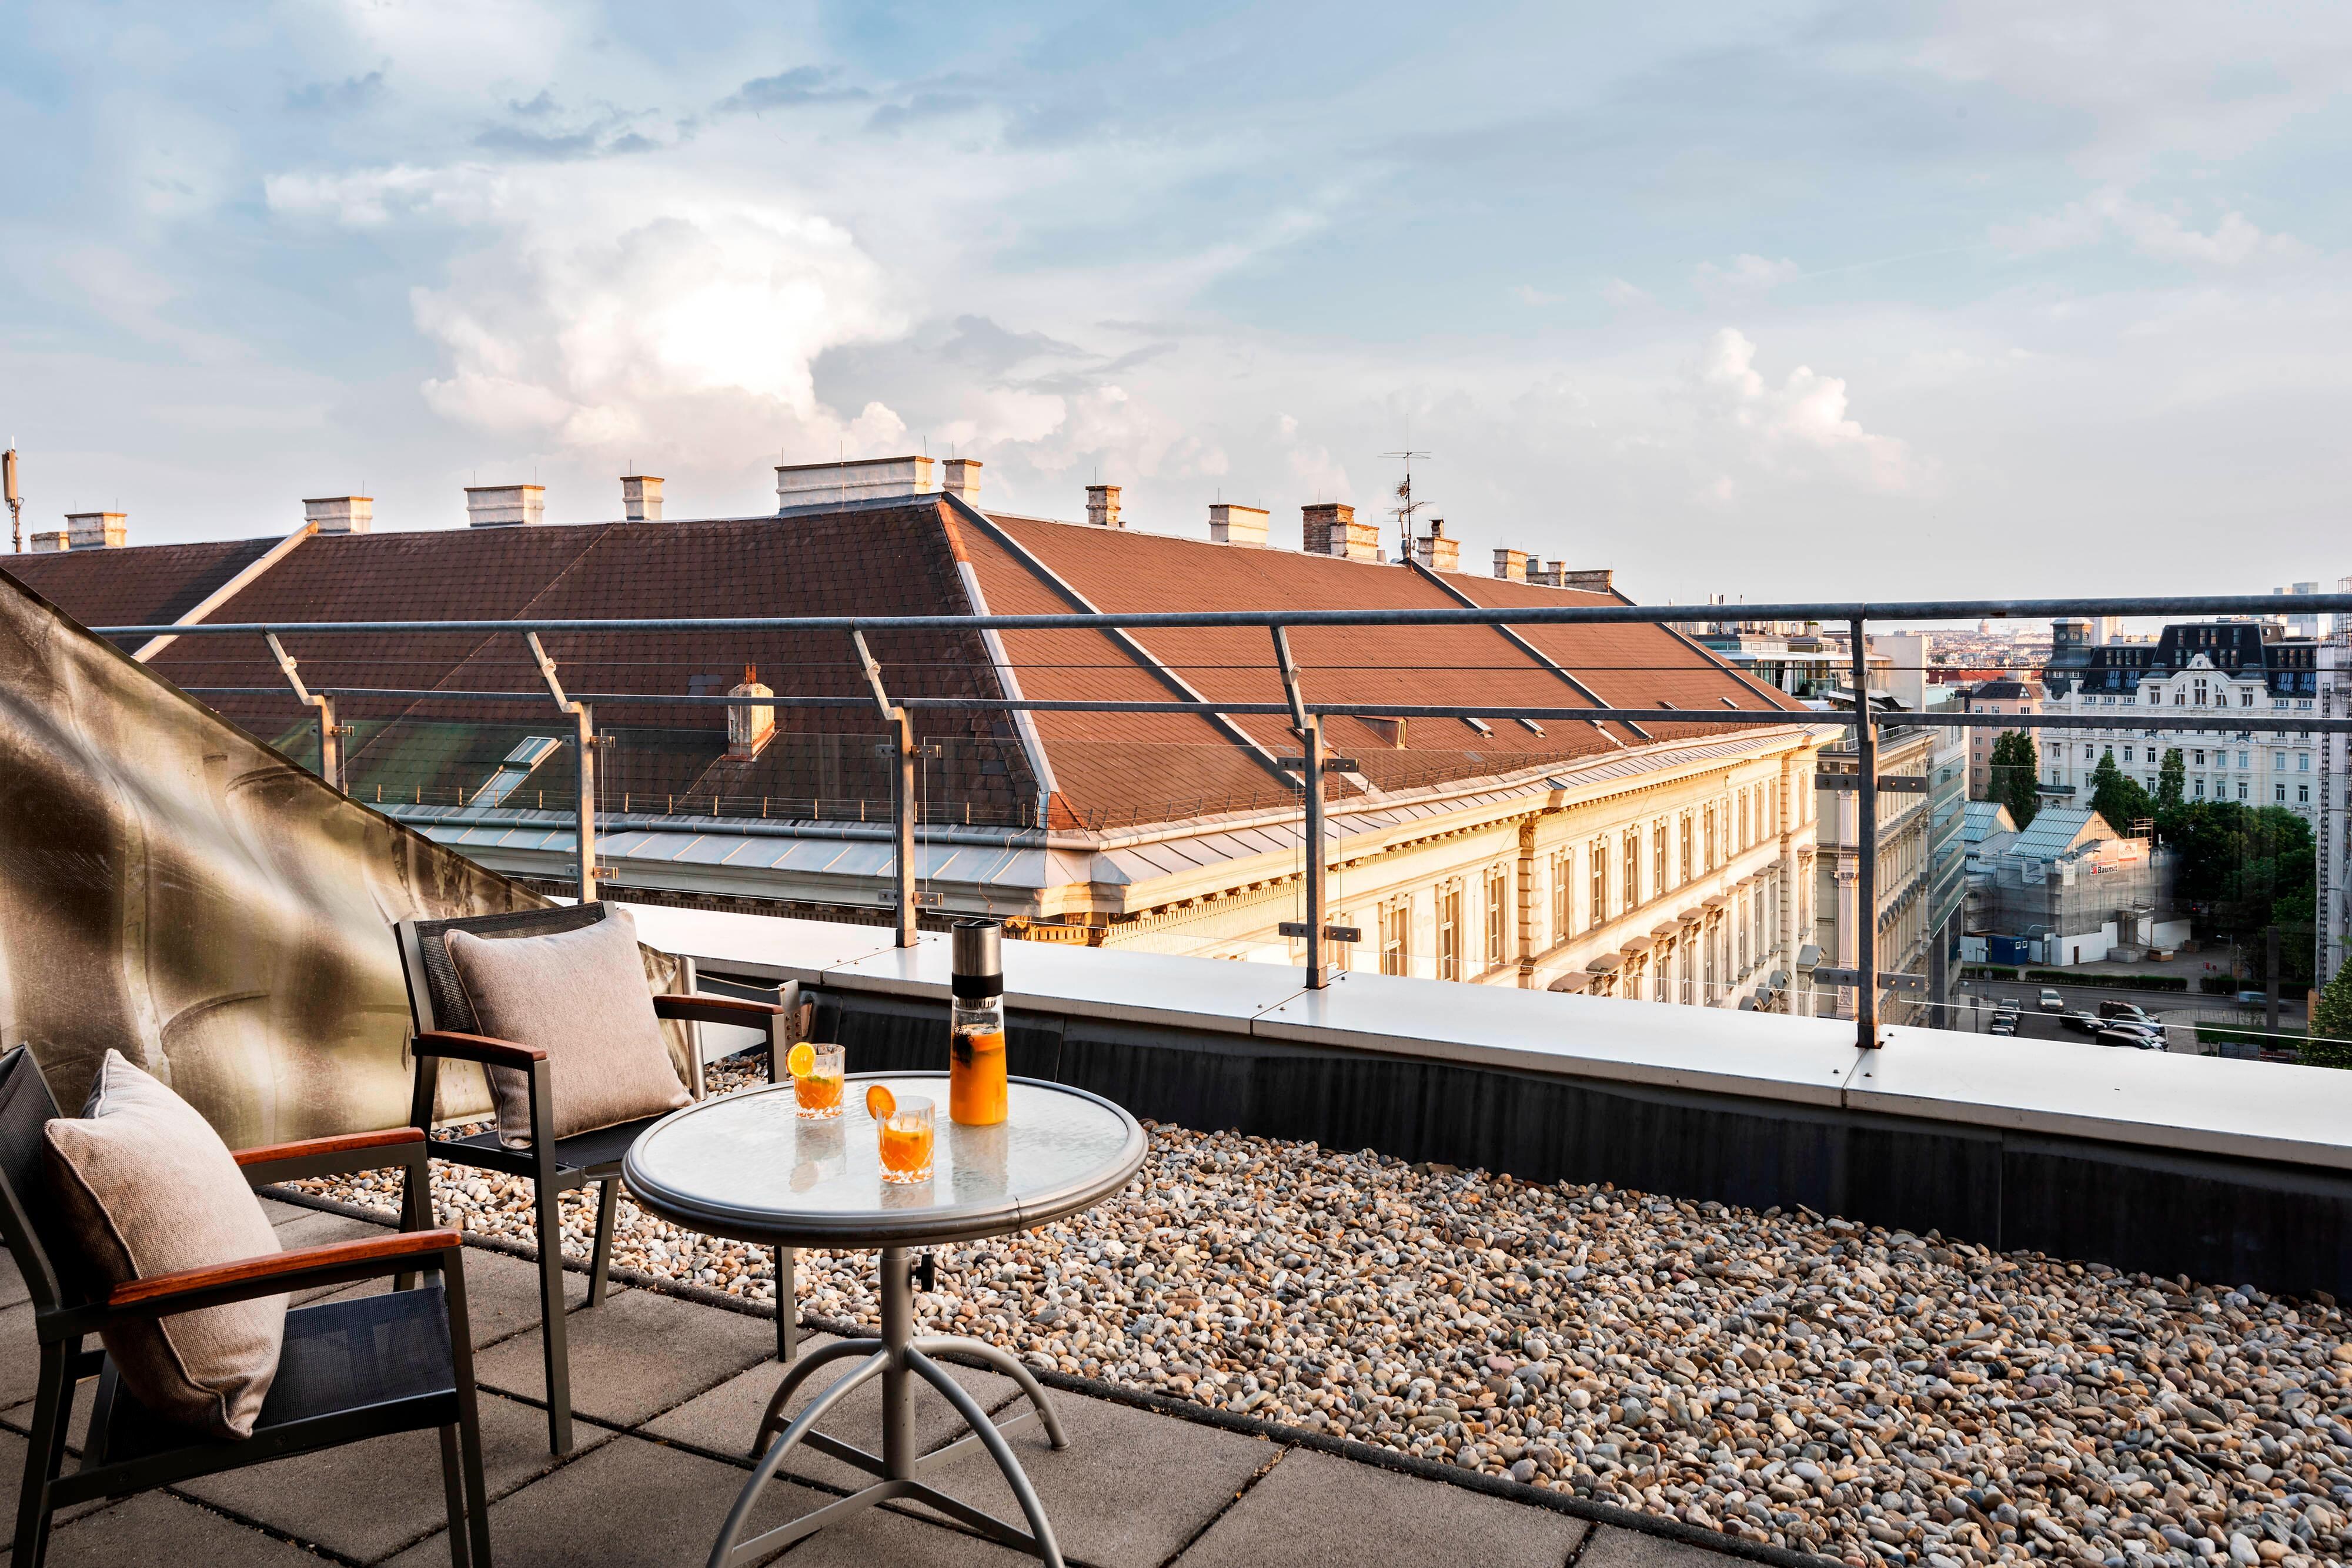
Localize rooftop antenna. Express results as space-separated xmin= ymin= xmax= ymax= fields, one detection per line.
xmin=2 ymin=443 xmax=20 ymax=554
xmin=1381 ymin=447 xmax=1430 ymax=567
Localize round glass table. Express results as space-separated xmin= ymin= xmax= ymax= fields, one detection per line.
xmin=623 ymin=1072 xmax=1147 ymax=1568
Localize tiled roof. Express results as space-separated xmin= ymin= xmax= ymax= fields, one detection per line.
xmin=18 ymin=504 xmax=1808 ymax=833
xmin=2 ymin=536 xmax=284 ymax=650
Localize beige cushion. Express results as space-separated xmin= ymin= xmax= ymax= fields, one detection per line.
xmin=444 ymin=908 xmax=690 ymax=1148
xmin=43 ymin=1050 xmax=285 ymax=1439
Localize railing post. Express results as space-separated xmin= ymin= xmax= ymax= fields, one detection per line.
xmin=574 ymin=703 xmax=597 ymax=904
xmin=895 ymin=707 xmax=917 ymax=948
xmin=315 ymin=692 xmax=342 ymax=793
xmin=1850 ymin=618 xmax=1879 ymax=1049
xmin=1302 ymin=712 xmax=1327 ymax=989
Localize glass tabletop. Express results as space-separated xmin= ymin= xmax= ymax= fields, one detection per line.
xmin=621 ymin=1073 xmax=1147 ymax=1249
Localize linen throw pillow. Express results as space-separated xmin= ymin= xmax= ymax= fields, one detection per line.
xmin=43 ymin=1050 xmax=286 ymax=1439
xmin=443 ymin=907 xmax=690 ymax=1148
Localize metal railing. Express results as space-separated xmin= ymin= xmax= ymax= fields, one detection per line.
xmin=97 ymin=590 xmax=2352 ymax=1050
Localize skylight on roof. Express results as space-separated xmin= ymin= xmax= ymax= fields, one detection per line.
xmin=1517 ymin=717 xmax=1545 ymax=735
xmin=1463 ymin=716 xmax=1494 ymax=737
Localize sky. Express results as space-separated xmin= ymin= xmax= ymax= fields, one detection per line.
xmin=4 ymin=1 xmax=2350 ymax=602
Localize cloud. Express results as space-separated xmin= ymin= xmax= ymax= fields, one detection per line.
xmin=1695 ymin=254 xmax=1801 ymax=300
xmin=1512 ymin=284 xmax=1563 ymax=306
xmin=1699 ymin=328 xmax=1919 ymax=492
xmin=1599 ymin=277 xmax=1653 ymax=308
xmin=287 ymin=68 xmax=385 ymax=114
xmin=1992 ymin=187 xmax=2304 ymax=267
xmin=715 ymin=66 xmax=868 ymax=115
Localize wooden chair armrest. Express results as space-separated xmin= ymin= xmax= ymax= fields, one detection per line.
xmin=413 ymin=1031 xmax=546 ymax=1068
xmin=652 ymin=993 xmax=789 ymax=1024
xmin=95 ymin=1231 xmax=463 ymax=1322
xmin=234 ymin=1127 xmax=425 ymax=1169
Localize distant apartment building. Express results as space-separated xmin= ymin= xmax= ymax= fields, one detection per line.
xmin=1808 ymin=717 xmax=1969 ymax=1026
xmin=7 ymin=459 xmax=1829 ymax=1011
xmin=1957 ymin=678 xmax=2040 ymax=801
xmin=2038 ymin=617 xmax=2328 ymax=827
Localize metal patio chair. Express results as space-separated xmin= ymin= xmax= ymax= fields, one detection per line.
xmin=395 ymin=901 xmax=800 ymax=1453
xmin=0 ymin=1044 xmax=493 ymax=1568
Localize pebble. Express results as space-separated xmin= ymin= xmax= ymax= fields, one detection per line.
xmin=295 ymin=1071 xmax=2352 ymax=1567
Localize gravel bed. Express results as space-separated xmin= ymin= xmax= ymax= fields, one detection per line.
xmin=298 ymin=1082 xmax=2352 ymax=1566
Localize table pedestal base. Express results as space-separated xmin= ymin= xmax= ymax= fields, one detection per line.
xmin=705 ymin=1247 xmax=1070 ymax=1568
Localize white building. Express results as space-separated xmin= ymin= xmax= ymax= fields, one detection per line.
xmin=2039 ymin=618 xmax=2327 ymax=827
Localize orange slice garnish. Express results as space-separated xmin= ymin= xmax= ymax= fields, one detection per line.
xmin=865 ymin=1084 xmax=897 ymax=1121
xmin=786 ymin=1042 xmax=815 ymax=1079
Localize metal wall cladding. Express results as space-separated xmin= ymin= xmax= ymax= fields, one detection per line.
xmin=0 ymin=571 xmax=671 ymax=1146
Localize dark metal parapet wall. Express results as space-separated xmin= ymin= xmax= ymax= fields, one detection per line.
xmin=98 ymin=591 xmax=2352 ymax=1048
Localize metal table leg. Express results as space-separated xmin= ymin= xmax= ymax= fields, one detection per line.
xmin=706 ymin=1246 xmax=1071 ymax=1568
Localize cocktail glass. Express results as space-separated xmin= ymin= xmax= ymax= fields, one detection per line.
xmin=793 ymin=1044 xmax=845 ymax=1119
xmin=878 ymin=1094 xmax=935 ymax=1184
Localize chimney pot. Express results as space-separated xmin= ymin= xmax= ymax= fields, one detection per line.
xmin=1409 ymin=519 xmax=1459 ymax=573
xmin=941 ymin=457 xmax=983 ymax=504
xmin=466 ymin=484 xmax=545 ymax=527
xmin=775 ymin=456 xmax=938 ymax=511
xmin=620 ymin=475 xmax=664 ymax=522
xmin=1493 ymin=547 xmax=1528 ymax=582
xmin=1208 ymin=502 xmax=1268 ymax=547
xmin=1084 ymin=483 xmax=1122 ymax=529
xmin=1301 ymin=502 xmax=1377 ymax=560
xmin=304 ymin=496 xmax=373 ymax=534
xmin=728 ymin=664 xmax=776 ymax=760
xmin=63 ymin=511 xmax=128 ymax=549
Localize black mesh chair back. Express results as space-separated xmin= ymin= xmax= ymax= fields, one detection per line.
xmin=401 ymin=902 xmax=610 ymax=1038
xmin=0 ymin=1047 xmax=73 ymax=1316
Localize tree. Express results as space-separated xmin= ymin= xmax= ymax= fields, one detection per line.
xmin=2311 ymin=962 xmax=2352 ymax=1070
xmin=2156 ymin=747 xmax=2186 ymax=813
xmin=2087 ymin=752 xmax=2153 ymax=834
xmin=1989 ymin=731 xmax=2039 ymax=829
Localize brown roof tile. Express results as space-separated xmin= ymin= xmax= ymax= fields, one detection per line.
xmin=2 ymin=536 xmax=285 ymax=650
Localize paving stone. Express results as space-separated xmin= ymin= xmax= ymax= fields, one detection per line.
xmin=473 ymin=1286 xmax=774 ymax=1429
xmin=914 ymin=1392 xmax=1274 ymax=1568
xmin=643 ymin=1333 xmax=1020 ymax=1492
xmin=770 ymin=1503 xmax=1040 ymax=1566
xmin=41 ymin=1490 xmax=328 ymax=1566
xmin=259 ymin=1195 xmax=326 ymax=1227
xmin=319 ymin=1245 xmax=597 ymax=1350
xmin=173 ymin=1390 xmax=610 ymax=1563
xmin=1174 ymin=1447 xmax=1588 ymax=1568
xmin=0 ymin=1248 xmax=28 ymax=1310
xmin=0 ymin=1423 xmax=111 ymax=1534
xmin=378 ymin=1435 xmax=828 ymax=1568
xmin=1573 ymin=1525 xmax=1742 ymax=1568
xmin=271 ymin=1209 xmax=399 ymax=1305
xmin=0 ymin=1303 xmax=40 ymax=1411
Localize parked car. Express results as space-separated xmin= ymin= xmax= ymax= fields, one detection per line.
xmin=2100 ymin=1021 xmax=2166 ymax=1048
xmin=2060 ymin=1010 xmax=2102 ymax=1034
xmin=2096 ymin=1001 xmax=2167 ymax=1037
xmin=2097 ymin=1027 xmax=2163 ymax=1051
xmin=2039 ymin=987 xmax=2064 ymax=1013
xmin=1989 ymin=1018 xmax=2017 ymax=1036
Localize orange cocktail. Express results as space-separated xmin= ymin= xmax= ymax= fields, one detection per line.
xmin=949 ymin=1024 xmax=1007 ymax=1126
xmin=869 ymin=1087 xmax=934 ymax=1183
xmin=788 ymin=1042 xmax=844 ymax=1119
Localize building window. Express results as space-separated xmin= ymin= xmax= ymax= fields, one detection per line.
xmin=1679 ymin=815 xmax=1693 ymax=884
xmin=2277 ymin=783 xmax=2288 ymax=803
xmin=1589 ymin=841 xmax=1607 ymax=928
xmin=2193 ymin=678 xmax=2209 ymax=706
xmin=1550 ymin=849 xmax=1571 ymax=941
xmin=1652 ymin=824 xmax=1668 ymax=897
xmin=2237 ymin=781 xmax=2249 ymax=800
xmin=1379 ymin=898 xmax=1411 ymax=977
xmin=2238 ymin=750 xmax=2250 ymax=768
xmin=2241 ymin=690 xmax=2254 ymax=707
xmin=2193 ymin=750 xmax=2205 ymax=766
xmin=1437 ymin=880 xmax=1464 ymax=982
xmin=2300 ymin=753 xmax=2311 ymax=771
xmin=2300 ymin=784 xmax=2311 ymax=804
xmin=2083 ymin=744 xmax=2094 ymax=760
xmin=1485 ymin=864 xmax=1509 ymax=972
xmin=1703 ymin=807 xmax=1717 ymax=871
xmin=1622 ymin=831 xmax=1642 ymax=913
xmin=2123 ymin=746 xmax=2133 ymax=762
xmin=2194 ymin=778 xmax=2205 ymax=798
xmin=1653 ymin=947 xmax=1671 ymax=1002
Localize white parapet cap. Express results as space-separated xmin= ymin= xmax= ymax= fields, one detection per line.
xmin=1209 ymin=503 xmax=1269 ymax=547
xmin=466 ymin=484 xmax=546 ymax=527
xmin=776 ymin=456 xmax=940 ymax=511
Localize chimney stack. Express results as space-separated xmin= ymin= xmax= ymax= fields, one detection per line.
xmin=466 ymin=484 xmax=545 ymax=527
xmin=1492 ymin=547 xmax=1528 ymax=582
xmin=621 ymin=475 xmax=663 ymax=521
xmin=1085 ymin=483 xmax=1122 ymax=529
xmin=1410 ymin=518 xmax=1459 ymax=573
xmin=1208 ymin=503 xmax=1268 ymax=547
xmin=727 ymin=664 xmax=776 ymax=760
xmin=1301 ymin=502 xmax=1378 ymax=561
xmin=64 ymin=511 xmax=128 ymax=549
xmin=941 ymin=457 xmax=982 ymax=505
xmin=304 ymin=496 xmax=373 ymax=535
xmin=775 ymin=456 xmax=938 ymax=511
xmin=28 ymin=529 xmax=68 ymax=553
